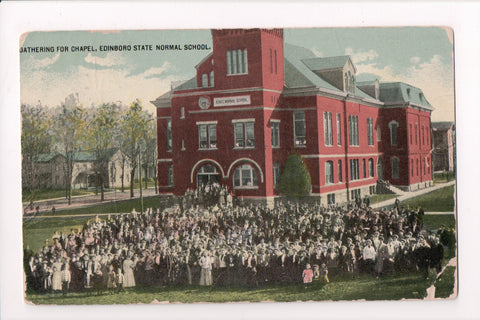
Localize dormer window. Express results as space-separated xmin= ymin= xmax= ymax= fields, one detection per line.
xmin=202 ymin=74 xmax=208 ymax=88
xmin=406 ymin=88 xmax=411 ymax=98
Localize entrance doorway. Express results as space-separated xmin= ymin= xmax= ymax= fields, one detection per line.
xmin=196 ymin=164 xmax=220 ymax=189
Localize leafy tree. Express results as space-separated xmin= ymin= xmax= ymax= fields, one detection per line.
xmin=278 ymin=153 xmax=311 ymax=197
xmin=120 ymin=100 xmax=152 ymax=198
xmin=86 ymin=103 xmax=120 ymax=201
xmin=143 ymin=120 xmax=158 ymax=193
xmin=52 ymin=93 xmax=88 ymax=205
xmin=21 ymin=103 xmax=53 ymax=206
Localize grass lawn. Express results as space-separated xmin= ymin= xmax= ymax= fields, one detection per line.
xmin=401 ymin=185 xmax=455 ymax=212
xmin=370 ymin=193 xmax=397 ymax=204
xmin=434 ymin=266 xmax=456 ymax=298
xmin=25 ymin=272 xmax=435 ymax=304
xmin=22 ymin=189 xmax=94 ymax=202
xmin=36 ymin=195 xmax=162 ymax=217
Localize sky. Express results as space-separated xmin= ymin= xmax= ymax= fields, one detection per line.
xmin=20 ymin=27 xmax=454 ymax=121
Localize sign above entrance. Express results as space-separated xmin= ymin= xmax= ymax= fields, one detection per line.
xmin=213 ymin=95 xmax=251 ymax=107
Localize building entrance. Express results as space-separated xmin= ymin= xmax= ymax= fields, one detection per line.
xmin=196 ymin=164 xmax=220 ymax=189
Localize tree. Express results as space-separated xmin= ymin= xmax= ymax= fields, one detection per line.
xmin=86 ymin=103 xmax=120 ymax=201
xmin=143 ymin=120 xmax=158 ymax=194
xmin=120 ymin=100 xmax=152 ymax=198
xmin=21 ymin=103 xmax=53 ymax=206
xmin=278 ymin=153 xmax=312 ymax=198
xmin=52 ymin=93 xmax=87 ymax=205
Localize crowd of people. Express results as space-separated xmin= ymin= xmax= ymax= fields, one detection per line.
xmin=25 ymin=190 xmax=445 ymax=294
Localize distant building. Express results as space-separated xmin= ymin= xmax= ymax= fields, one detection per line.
xmin=32 ymin=149 xmax=132 ymax=189
xmin=153 ymin=28 xmax=434 ymax=205
xmin=432 ymin=121 xmax=455 ymax=172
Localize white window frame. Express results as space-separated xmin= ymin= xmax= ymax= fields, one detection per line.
xmin=389 ymin=120 xmax=399 ymax=146
xmin=338 ymin=160 xmax=343 ymax=182
xmin=209 ymin=71 xmax=214 ymax=87
xmin=376 ymin=126 xmax=381 ymax=142
xmin=368 ymin=158 xmax=374 ymax=177
xmin=232 ymin=119 xmax=255 ymax=149
xmin=294 ymin=111 xmax=306 ymax=147
xmin=226 ymin=49 xmax=248 ymax=75
xmin=350 ymin=159 xmax=360 ymax=181
xmin=166 ymin=118 xmax=172 ymax=152
xmin=271 ymin=120 xmax=281 ymax=148
xmin=233 ymin=164 xmax=258 ymax=189
xmin=324 ymin=112 xmax=333 ymax=146
xmin=197 ymin=121 xmax=218 ymax=150
xmin=367 ymin=118 xmax=374 ymax=146
xmin=325 ymin=160 xmax=334 ymax=184
xmin=167 ymin=165 xmax=174 ymax=186
xmin=201 ymin=74 xmax=208 ymax=88
xmin=349 ymin=115 xmax=359 ymax=146
xmin=337 ymin=113 xmax=342 ymax=146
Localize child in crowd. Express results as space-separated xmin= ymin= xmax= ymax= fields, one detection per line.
xmin=116 ymin=267 xmax=124 ymax=293
xmin=302 ymin=264 xmax=313 ymax=289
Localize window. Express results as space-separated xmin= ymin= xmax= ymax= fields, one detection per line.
xmin=294 ymin=112 xmax=306 ymax=147
xmin=166 ymin=118 xmax=172 ymax=151
xmin=368 ymin=158 xmax=374 ymax=177
xmin=271 ymin=120 xmax=280 ymax=147
xmin=198 ymin=123 xmax=217 ymax=149
xmin=411 ymin=159 xmax=414 ymax=177
xmin=376 ymin=126 xmax=381 ymax=142
xmin=422 ymin=126 xmax=425 ymax=145
xmin=274 ymin=50 xmax=278 ymax=74
xmin=351 ymin=189 xmax=361 ymax=201
xmin=325 ymin=161 xmax=334 ymax=184
xmin=327 ymin=194 xmax=336 ymax=205
xmin=324 ymin=112 xmax=333 ymax=146
xmin=367 ymin=118 xmax=374 ymax=145
xmin=338 ymin=160 xmax=343 ymax=182
xmin=202 ymin=74 xmax=208 ymax=88
xmin=337 ymin=114 xmax=342 ymax=146
xmin=226 ymin=49 xmax=248 ymax=75
xmin=233 ymin=164 xmax=258 ymax=188
xmin=415 ymin=125 xmax=418 ymax=145
xmin=269 ymin=49 xmax=273 ymax=73
xmin=168 ymin=165 xmax=174 ymax=186
xmin=409 ymin=124 xmax=413 ymax=144
xmin=363 ymin=159 xmax=367 ymax=178
xmin=233 ymin=120 xmax=255 ymax=148
xmin=180 ymin=107 xmax=185 ymax=119
xmin=209 ymin=71 xmax=214 ymax=87
xmin=392 ymin=157 xmax=400 ymax=179
xmin=416 ymin=158 xmax=419 ymax=176
xmin=273 ymin=163 xmax=281 ymax=187
xmin=389 ymin=121 xmax=398 ymax=146
xmin=349 ymin=115 xmax=359 ymax=146
xmin=350 ymin=159 xmax=360 ymax=181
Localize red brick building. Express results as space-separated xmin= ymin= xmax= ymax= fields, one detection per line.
xmin=152 ymin=28 xmax=433 ymax=204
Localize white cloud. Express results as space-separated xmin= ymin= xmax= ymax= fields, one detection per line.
xmin=139 ymin=62 xmax=171 ymax=78
xmin=356 ymin=54 xmax=454 ymax=121
xmin=345 ymin=47 xmax=378 ymax=63
xmin=410 ymin=57 xmax=421 ymax=64
xmin=311 ymin=48 xmax=324 ymax=57
xmin=24 ymin=52 xmax=60 ymax=70
xmin=21 ymin=61 xmax=179 ymax=114
xmin=84 ymin=52 xmax=126 ymax=67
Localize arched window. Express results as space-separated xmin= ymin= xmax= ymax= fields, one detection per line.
xmin=325 ymin=161 xmax=334 ymax=184
xmin=389 ymin=121 xmax=399 ymax=146
xmin=392 ymin=157 xmax=400 ymax=179
xmin=233 ymin=164 xmax=258 ymax=188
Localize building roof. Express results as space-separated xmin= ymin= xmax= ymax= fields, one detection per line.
xmin=432 ymin=121 xmax=454 ymax=130
xmin=302 ymin=56 xmax=351 ymax=71
xmin=37 ymin=148 xmax=119 ymax=163
xmin=379 ymin=82 xmax=433 ymax=110
xmin=283 ymin=43 xmax=342 ymax=92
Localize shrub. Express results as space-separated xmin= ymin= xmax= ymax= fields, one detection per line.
xmin=278 ymin=153 xmax=312 ymax=197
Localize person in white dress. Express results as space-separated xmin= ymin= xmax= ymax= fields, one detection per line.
xmin=199 ymin=251 xmax=213 ymax=286
xmin=122 ymin=253 xmax=136 ymax=288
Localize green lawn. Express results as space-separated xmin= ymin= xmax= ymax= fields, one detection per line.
xmin=401 ymin=185 xmax=455 ymax=212
xmin=22 ymin=188 xmax=94 ymax=202
xmin=370 ymin=193 xmax=397 ymax=204
xmin=36 ymin=195 xmax=163 ymax=217
xmin=25 ymin=272 xmax=435 ymax=304
xmin=435 ymin=266 xmax=456 ymax=298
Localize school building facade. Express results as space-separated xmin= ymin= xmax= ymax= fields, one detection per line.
xmin=153 ymin=28 xmax=433 ymax=204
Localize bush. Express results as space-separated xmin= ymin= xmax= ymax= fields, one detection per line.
xmin=278 ymin=153 xmax=311 ymax=197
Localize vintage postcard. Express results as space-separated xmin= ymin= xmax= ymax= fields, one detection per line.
xmin=20 ymin=27 xmax=456 ymax=305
